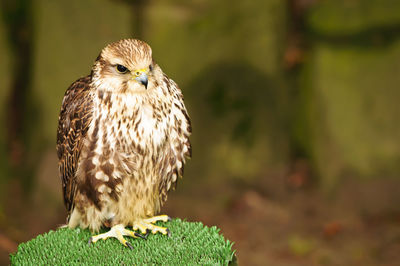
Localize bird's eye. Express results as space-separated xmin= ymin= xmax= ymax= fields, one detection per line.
xmin=149 ymin=64 xmax=153 ymax=71
xmin=116 ymin=64 xmax=128 ymax=73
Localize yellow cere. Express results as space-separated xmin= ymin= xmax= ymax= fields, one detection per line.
xmin=134 ymin=68 xmax=148 ymax=76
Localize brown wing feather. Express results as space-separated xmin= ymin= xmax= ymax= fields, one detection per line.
xmin=159 ymin=77 xmax=192 ymax=203
xmin=56 ymin=75 xmax=94 ymax=214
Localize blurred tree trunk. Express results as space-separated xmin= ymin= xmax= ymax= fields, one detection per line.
xmin=284 ymin=0 xmax=316 ymax=188
xmin=113 ymin=0 xmax=146 ymax=38
xmin=1 ymin=0 xmax=34 ymax=172
xmin=130 ymin=0 xmax=145 ymax=38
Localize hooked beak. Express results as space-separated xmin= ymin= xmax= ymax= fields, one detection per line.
xmin=135 ymin=73 xmax=148 ymax=89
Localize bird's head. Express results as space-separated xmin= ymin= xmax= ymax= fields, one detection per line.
xmin=91 ymin=39 xmax=160 ymax=93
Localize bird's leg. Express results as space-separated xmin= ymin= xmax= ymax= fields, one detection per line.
xmin=89 ymin=224 xmax=146 ymax=249
xmin=132 ymin=215 xmax=172 ymax=236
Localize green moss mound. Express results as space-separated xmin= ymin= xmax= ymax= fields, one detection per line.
xmin=10 ymin=218 xmax=235 ymax=265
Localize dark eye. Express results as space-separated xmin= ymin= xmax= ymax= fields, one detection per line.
xmin=149 ymin=64 xmax=153 ymax=71
xmin=116 ymin=64 xmax=128 ymax=73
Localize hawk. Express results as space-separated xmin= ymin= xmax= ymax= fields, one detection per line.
xmin=56 ymin=39 xmax=191 ymax=248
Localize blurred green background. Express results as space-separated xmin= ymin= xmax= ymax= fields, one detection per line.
xmin=1 ymin=0 xmax=400 ymax=265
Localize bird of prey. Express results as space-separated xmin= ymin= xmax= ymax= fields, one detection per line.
xmin=56 ymin=39 xmax=191 ymax=248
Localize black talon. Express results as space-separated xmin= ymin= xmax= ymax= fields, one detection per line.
xmin=166 ymin=228 xmax=171 ymax=237
xmin=143 ymin=229 xmax=151 ymax=238
xmin=135 ymin=232 xmax=147 ymax=240
xmin=167 ymin=216 xmax=172 ymax=222
xmin=126 ymin=242 xmax=134 ymax=250
xmin=88 ymin=237 xmax=93 ymax=245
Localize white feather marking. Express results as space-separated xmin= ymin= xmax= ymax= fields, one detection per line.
xmin=92 ymin=156 xmax=100 ymax=166
xmin=98 ymin=184 xmax=111 ymax=193
xmin=95 ymin=171 xmax=109 ymax=182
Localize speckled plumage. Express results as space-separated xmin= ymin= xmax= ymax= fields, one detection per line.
xmin=57 ymin=39 xmax=191 ymax=232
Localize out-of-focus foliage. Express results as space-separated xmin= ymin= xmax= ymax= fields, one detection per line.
xmin=298 ymin=0 xmax=400 ymax=188
xmin=187 ymin=63 xmax=289 ymax=181
xmin=303 ymin=42 xmax=400 ymax=188
xmin=307 ymin=0 xmax=400 ymax=36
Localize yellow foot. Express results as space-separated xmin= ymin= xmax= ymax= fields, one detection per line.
xmin=88 ymin=224 xmax=146 ymax=249
xmin=132 ymin=215 xmax=172 ymax=236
